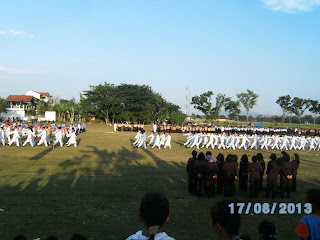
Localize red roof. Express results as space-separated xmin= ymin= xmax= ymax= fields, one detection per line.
xmin=30 ymin=90 xmax=50 ymax=97
xmin=39 ymin=92 xmax=50 ymax=97
xmin=6 ymin=95 xmax=33 ymax=102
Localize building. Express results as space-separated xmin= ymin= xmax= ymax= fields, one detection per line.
xmin=1 ymin=95 xmax=36 ymax=120
xmin=26 ymin=90 xmax=54 ymax=104
xmin=0 ymin=90 xmax=54 ymax=121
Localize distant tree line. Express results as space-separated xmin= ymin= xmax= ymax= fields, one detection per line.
xmin=190 ymin=91 xmax=320 ymax=126
xmin=191 ymin=89 xmax=259 ymax=123
xmin=276 ymin=95 xmax=320 ymax=126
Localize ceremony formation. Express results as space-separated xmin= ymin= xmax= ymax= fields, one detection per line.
xmin=1 ymin=0 xmax=320 ymax=240
xmin=183 ymin=131 xmax=320 ymax=151
xmin=0 ymin=123 xmax=85 ymax=148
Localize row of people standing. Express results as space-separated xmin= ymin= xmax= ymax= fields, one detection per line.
xmin=132 ymin=130 xmax=171 ymax=149
xmin=187 ymin=151 xmax=299 ymax=199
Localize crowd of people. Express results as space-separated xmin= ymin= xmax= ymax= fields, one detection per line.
xmin=114 ymin=122 xmax=320 ymax=136
xmin=133 ymin=130 xmax=171 ymax=149
xmin=0 ymin=122 xmax=86 ymax=148
xmin=183 ymin=131 xmax=320 ymax=151
xmin=187 ymin=151 xmax=300 ymax=199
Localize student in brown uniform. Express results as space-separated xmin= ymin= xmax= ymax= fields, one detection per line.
xmin=232 ymin=155 xmax=239 ymax=195
xmin=223 ymin=154 xmax=237 ymax=197
xmin=194 ymin=152 xmax=207 ymax=197
xmin=205 ymin=153 xmax=218 ymax=197
xmin=280 ymin=151 xmax=296 ymax=198
xmin=248 ymin=155 xmax=263 ymax=199
xmin=216 ymin=153 xmax=225 ymax=194
xmin=257 ymin=153 xmax=265 ymax=191
xmin=291 ymin=153 xmax=300 ymax=192
xmin=187 ymin=150 xmax=197 ymax=195
xmin=239 ymin=154 xmax=249 ymax=192
xmin=265 ymin=154 xmax=282 ymax=199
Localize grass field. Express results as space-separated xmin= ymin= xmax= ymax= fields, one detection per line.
xmin=0 ymin=124 xmax=319 ymax=240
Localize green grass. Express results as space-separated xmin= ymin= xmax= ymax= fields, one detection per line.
xmin=0 ymin=124 xmax=319 ymax=240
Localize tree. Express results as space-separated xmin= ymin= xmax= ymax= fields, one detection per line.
xmin=290 ymin=97 xmax=310 ymax=125
xmin=276 ymin=95 xmax=292 ymax=124
xmin=168 ymin=112 xmax=186 ymax=124
xmin=236 ymin=89 xmax=259 ymax=123
xmin=81 ymin=83 xmax=182 ymax=124
xmin=0 ymin=98 xmax=9 ymax=113
xmin=308 ymin=99 xmax=320 ymax=127
xmin=215 ymin=93 xmax=228 ymax=119
xmin=81 ymin=83 xmax=118 ymax=124
xmin=36 ymin=100 xmax=50 ymax=115
xmin=191 ymin=91 xmax=216 ymax=122
xmin=224 ymin=99 xmax=241 ymax=122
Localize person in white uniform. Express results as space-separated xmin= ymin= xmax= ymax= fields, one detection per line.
xmin=66 ymin=128 xmax=77 ymax=147
xmin=151 ymin=132 xmax=161 ymax=149
xmin=125 ymin=192 xmax=174 ymax=240
xmin=0 ymin=127 xmax=5 ymax=146
xmin=9 ymin=126 xmax=21 ymax=147
xmin=147 ymin=131 xmax=155 ymax=146
xmin=23 ymin=126 xmax=35 ymax=147
xmin=37 ymin=127 xmax=48 ymax=147
xmin=164 ymin=133 xmax=171 ymax=149
xmin=52 ymin=127 xmax=64 ymax=148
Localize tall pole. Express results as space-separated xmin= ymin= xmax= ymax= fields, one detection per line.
xmin=185 ymin=85 xmax=189 ymax=116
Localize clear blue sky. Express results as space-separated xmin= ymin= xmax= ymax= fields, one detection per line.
xmin=0 ymin=0 xmax=319 ymax=115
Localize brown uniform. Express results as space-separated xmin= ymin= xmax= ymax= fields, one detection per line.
xmin=248 ymin=162 xmax=263 ymax=198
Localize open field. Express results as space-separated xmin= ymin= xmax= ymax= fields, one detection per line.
xmin=0 ymin=124 xmax=319 ymax=240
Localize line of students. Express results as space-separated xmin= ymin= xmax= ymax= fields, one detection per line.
xmin=133 ymin=130 xmax=172 ymax=150
xmin=0 ymin=123 xmax=81 ymax=148
xmin=187 ymin=151 xmax=300 ymax=199
xmin=184 ymin=131 xmax=320 ymax=151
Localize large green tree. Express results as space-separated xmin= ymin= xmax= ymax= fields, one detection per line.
xmin=81 ymin=83 xmax=182 ymax=124
xmin=215 ymin=93 xmax=228 ymax=119
xmin=191 ymin=91 xmax=216 ymax=122
xmin=81 ymin=83 xmax=118 ymax=124
xmin=307 ymin=99 xmax=320 ymax=127
xmin=290 ymin=97 xmax=310 ymax=125
xmin=224 ymin=99 xmax=241 ymax=122
xmin=236 ymin=89 xmax=259 ymax=123
xmin=276 ymin=95 xmax=292 ymax=124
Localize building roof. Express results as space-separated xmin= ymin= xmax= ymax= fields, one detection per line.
xmin=39 ymin=92 xmax=50 ymax=97
xmin=27 ymin=90 xmax=51 ymax=97
xmin=6 ymin=95 xmax=34 ymax=102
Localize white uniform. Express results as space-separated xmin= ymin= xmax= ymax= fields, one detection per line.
xmin=152 ymin=134 xmax=161 ymax=149
xmin=53 ymin=129 xmax=64 ymax=147
xmin=66 ymin=132 xmax=77 ymax=147
xmin=9 ymin=128 xmax=20 ymax=147
xmin=23 ymin=129 xmax=35 ymax=147
xmin=164 ymin=134 xmax=171 ymax=149
xmin=37 ymin=130 xmax=48 ymax=147
xmin=0 ymin=128 xmax=5 ymax=146
xmin=147 ymin=133 xmax=155 ymax=146
xmin=126 ymin=230 xmax=175 ymax=240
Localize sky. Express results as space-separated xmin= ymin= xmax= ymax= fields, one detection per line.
xmin=0 ymin=0 xmax=319 ymax=116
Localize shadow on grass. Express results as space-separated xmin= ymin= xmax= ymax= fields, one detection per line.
xmin=1 ymin=138 xmax=319 ymax=240
xmin=29 ymin=147 xmax=53 ymax=160
xmin=0 ymin=143 xmax=188 ymax=239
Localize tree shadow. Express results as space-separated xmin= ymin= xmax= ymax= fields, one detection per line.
xmin=0 ymin=133 xmax=319 ymax=240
